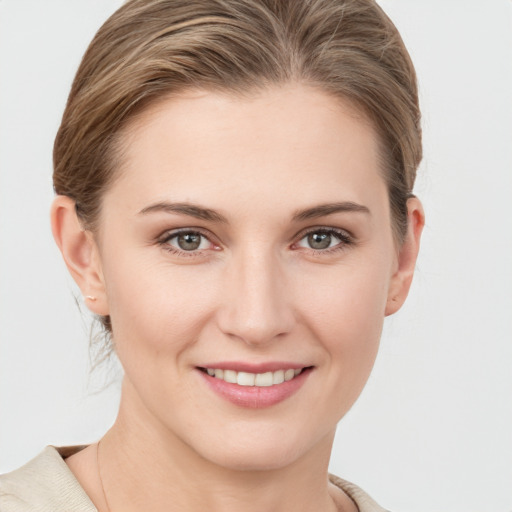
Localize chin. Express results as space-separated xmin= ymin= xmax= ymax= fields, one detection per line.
xmin=184 ymin=423 xmax=330 ymax=473
xmin=205 ymin=444 xmax=303 ymax=472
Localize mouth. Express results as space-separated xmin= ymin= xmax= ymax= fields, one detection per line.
xmin=198 ymin=367 xmax=311 ymax=387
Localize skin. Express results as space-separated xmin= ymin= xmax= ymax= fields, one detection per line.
xmin=52 ymin=84 xmax=424 ymax=512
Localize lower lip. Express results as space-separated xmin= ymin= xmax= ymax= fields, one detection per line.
xmin=198 ymin=368 xmax=312 ymax=409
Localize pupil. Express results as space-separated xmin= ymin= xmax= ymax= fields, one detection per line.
xmin=308 ymin=232 xmax=331 ymax=249
xmin=178 ymin=233 xmax=201 ymax=250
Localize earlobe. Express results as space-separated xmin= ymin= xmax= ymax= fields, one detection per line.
xmin=50 ymin=196 xmax=109 ymax=316
xmin=385 ymin=197 xmax=424 ymax=316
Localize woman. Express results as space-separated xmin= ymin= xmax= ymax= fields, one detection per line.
xmin=0 ymin=0 xmax=423 ymax=510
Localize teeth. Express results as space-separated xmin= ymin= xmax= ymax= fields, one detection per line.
xmin=204 ymin=367 xmax=304 ymax=387
xmin=224 ymin=370 xmax=237 ymax=384
xmin=284 ymin=369 xmax=295 ymax=381
xmin=255 ymin=372 xmax=273 ymax=386
xmin=273 ymin=370 xmax=284 ymax=384
xmin=237 ymin=372 xmax=255 ymax=386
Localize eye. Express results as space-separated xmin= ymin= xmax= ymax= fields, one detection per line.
xmin=295 ymin=228 xmax=352 ymax=252
xmin=159 ymin=229 xmax=216 ymax=254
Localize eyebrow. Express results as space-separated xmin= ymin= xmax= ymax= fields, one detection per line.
xmin=138 ymin=200 xmax=370 ymax=223
xmin=138 ymin=202 xmax=228 ymax=223
xmin=292 ymin=202 xmax=370 ymax=221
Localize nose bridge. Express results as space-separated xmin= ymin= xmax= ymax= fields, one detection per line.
xmin=218 ymin=245 xmax=294 ymax=345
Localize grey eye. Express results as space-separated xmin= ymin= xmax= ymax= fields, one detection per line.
xmin=296 ymin=229 xmax=350 ymax=251
xmin=167 ymin=232 xmax=210 ymax=251
xmin=177 ymin=233 xmax=202 ymax=250
xmin=307 ymin=232 xmax=332 ymax=250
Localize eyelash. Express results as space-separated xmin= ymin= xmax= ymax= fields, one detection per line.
xmin=157 ymin=227 xmax=354 ymax=257
xmin=293 ymin=227 xmax=354 ymax=255
xmin=157 ymin=228 xmax=218 ymax=258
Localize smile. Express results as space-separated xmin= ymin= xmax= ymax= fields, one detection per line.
xmin=197 ymin=364 xmax=313 ymax=408
xmin=201 ymin=368 xmax=304 ymax=387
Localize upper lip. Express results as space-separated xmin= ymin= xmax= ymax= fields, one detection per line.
xmin=197 ymin=361 xmax=309 ymax=373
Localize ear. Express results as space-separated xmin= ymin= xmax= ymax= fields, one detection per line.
xmin=385 ymin=197 xmax=424 ymax=316
xmin=50 ymin=196 xmax=109 ymax=316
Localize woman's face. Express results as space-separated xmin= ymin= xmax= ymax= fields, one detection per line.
xmin=92 ymin=84 xmax=402 ymax=470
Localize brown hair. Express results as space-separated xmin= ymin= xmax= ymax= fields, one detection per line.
xmin=54 ymin=0 xmax=422 ymax=333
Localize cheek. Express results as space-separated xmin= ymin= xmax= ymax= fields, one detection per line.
xmin=300 ymin=256 xmax=392 ymax=377
xmin=101 ymin=250 xmax=219 ymax=361
xmin=302 ymin=256 xmax=391 ymax=334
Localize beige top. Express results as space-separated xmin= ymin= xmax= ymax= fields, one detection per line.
xmin=0 ymin=446 xmax=388 ymax=512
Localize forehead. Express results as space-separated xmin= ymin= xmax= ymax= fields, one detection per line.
xmin=105 ymin=84 xmax=387 ymax=219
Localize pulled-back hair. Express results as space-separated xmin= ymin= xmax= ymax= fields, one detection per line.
xmin=54 ymin=0 xmax=422 ymax=333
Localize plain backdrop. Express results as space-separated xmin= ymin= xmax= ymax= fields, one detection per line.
xmin=1 ymin=1 xmax=511 ymax=511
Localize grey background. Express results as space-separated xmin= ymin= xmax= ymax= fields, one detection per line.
xmin=1 ymin=1 xmax=511 ymax=510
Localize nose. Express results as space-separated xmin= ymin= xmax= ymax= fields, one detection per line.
xmin=216 ymin=248 xmax=295 ymax=346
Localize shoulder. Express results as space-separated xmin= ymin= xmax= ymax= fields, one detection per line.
xmin=0 ymin=446 xmax=96 ymax=512
xmin=329 ymin=474 xmax=391 ymax=512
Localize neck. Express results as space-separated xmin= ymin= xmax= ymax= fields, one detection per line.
xmin=98 ymin=380 xmax=342 ymax=512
